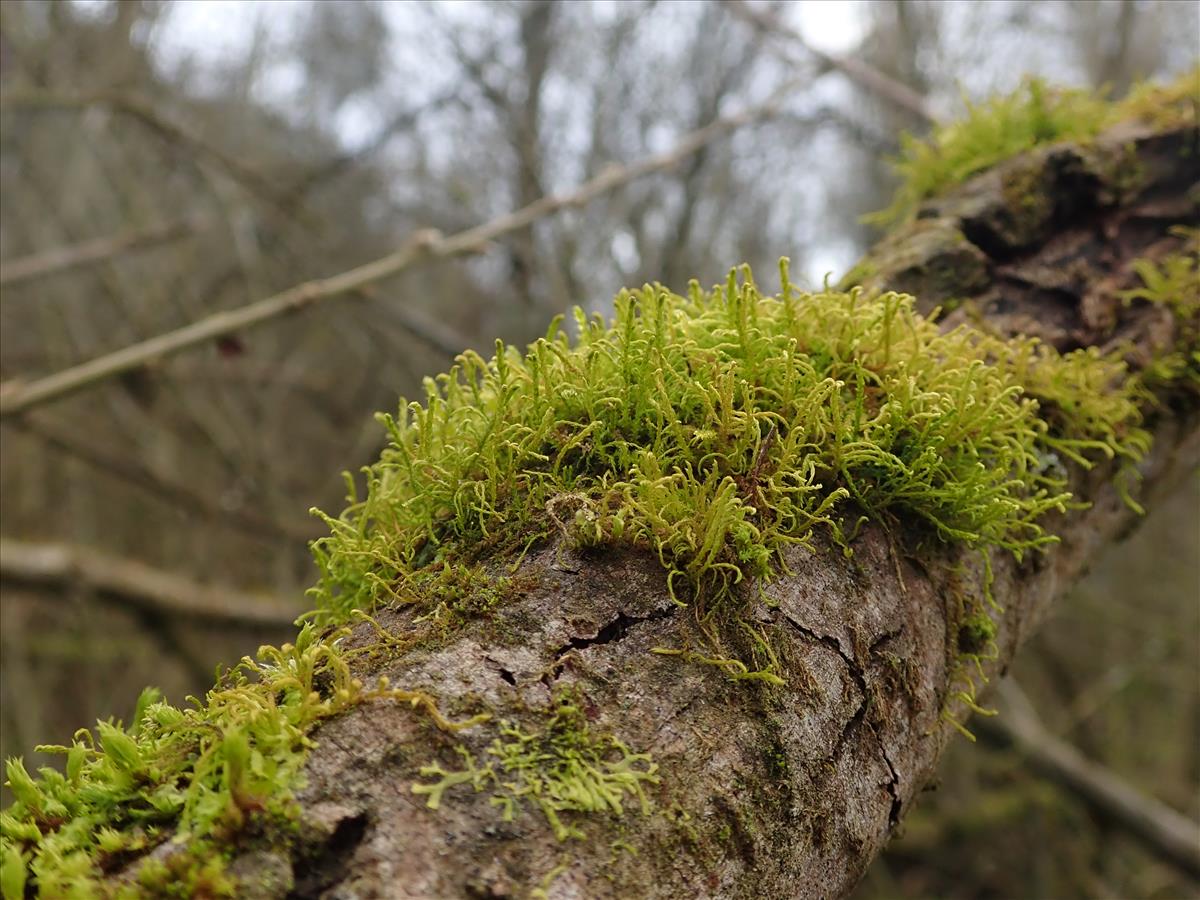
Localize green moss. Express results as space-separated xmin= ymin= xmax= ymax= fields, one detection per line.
xmin=131 ymin=850 xmax=236 ymax=898
xmin=311 ymin=265 xmax=1145 ymax=647
xmin=1 ymin=183 xmax=1166 ymax=893
xmin=412 ymin=695 xmax=659 ymax=841
xmin=866 ymin=68 xmax=1199 ymax=227
xmin=0 ymin=626 xmax=482 ymax=896
xmin=405 ymin=562 xmax=517 ymax=636
xmin=867 ymin=79 xmax=1111 ymax=227
xmin=1120 ymin=230 xmax=1200 ymax=393
xmin=1114 ymin=68 xmax=1200 ymax=130
xmin=2 ymin=262 xmax=1151 ymax=894
xmin=940 ymin=573 xmax=1003 ymax=742
xmin=762 ymin=735 xmax=790 ymax=782
xmin=529 ymin=861 xmax=570 ymax=899
xmin=958 ymin=612 xmax=997 ymax=655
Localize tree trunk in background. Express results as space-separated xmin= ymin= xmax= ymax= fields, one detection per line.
xmin=196 ymin=122 xmax=1197 ymax=899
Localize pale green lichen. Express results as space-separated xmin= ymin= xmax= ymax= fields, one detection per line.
xmin=413 ymin=696 xmax=659 ymax=841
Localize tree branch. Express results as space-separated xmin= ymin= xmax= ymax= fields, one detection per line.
xmin=0 ymin=92 xmax=295 ymax=217
xmin=0 ymin=216 xmax=200 ymax=287
xmin=722 ymin=0 xmax=941 ymax=126
xmin=5 ymin=414 xmax=319 ymax=544
xmin=979 ymin=680 xmax=1200 ymax=879
xmin=179 ymin=117 xmax=1196 ymax=898
xmin=0 ymin=537 xmax=301 ymax=628
xmin=0 ymin=79 xmax=803 ymax=418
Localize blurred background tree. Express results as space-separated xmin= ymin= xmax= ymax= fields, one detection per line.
xmin=0 ymin=1 xmax=1195 ymax=896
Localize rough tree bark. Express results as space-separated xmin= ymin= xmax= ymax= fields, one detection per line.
xmin=154 ymin=120 xmax=1199 ymax=899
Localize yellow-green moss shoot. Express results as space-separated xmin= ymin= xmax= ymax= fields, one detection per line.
xmin=866 ymin=68 xmax=1199 ymax=227
xmin=309 ymin=263 xmax=1147 ymax=630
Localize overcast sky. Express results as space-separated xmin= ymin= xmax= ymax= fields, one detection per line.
xmin=68 ymin=0 xmax=1198 ymax=286
xmin=97 ymin=0 xmax=868 ymax=281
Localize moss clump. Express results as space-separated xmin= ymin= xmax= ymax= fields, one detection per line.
xmin=0 ymin=625 xmax=483 ymax=896
xmin=867 ymin=79 xmax=1111 ymax=227
xmin=310 ymin=264 xmax=1145 ymax=645
xmin=867 ymin=68 xmax=1199 ymax=227
xmin=2 ymin=261 xmax=1151 ymax=894
xmin=404 ymin=562 xmax=518 ymax=636
xmin=973 ymin=334 xmax=1150 ymax=470
xmin=413 ymin=696 xmax=659 ymax=841
xmin=958 ymin=612 xmax=997 ymax=656
xmin=1120 ymin=229 xmax=1200 ymax=392
xmin=0 ymin=625 xmax=349 ymax=896
xmin=1115 ymin=68 xmax=1200 ymax=130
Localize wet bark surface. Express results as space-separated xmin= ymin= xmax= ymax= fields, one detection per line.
xmin=203 ymin=121 xmax=1198 ymax=899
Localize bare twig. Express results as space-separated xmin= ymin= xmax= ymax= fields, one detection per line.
xmin=980 ymin=680 xmax=1200 ymax=879
xmin=0 ymin=217 xmax=201 ymax=287
xmin=722 ymin=0 xmax=940 ymax=126
xmin=0 ymin=537 xmax=302 ymax=628
xmin=0 ymin=79 xmax=803 ymax=418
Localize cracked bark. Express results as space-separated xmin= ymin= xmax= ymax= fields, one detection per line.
xmin=146 ymin=119 xmax=1197 ymax=898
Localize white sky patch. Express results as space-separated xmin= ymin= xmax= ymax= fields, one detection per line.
xmin=153 ymin=1 xmax=261 ymax=69
xmin=793 ymin=1 xmax=869 ymax=56
xmin=610 ymin=230 xmax=640 ymax=276
xmin=804 ymin=243 xmax=858 ymax=290
xmin=149 ymin=1 xmax=306 ymax=96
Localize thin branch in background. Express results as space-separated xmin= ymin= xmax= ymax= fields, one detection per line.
xmin=979 ymin=679 xmax=1200 ymax=880
xmin=1060 ymin=636 xmax=1167 ymax=733
xmin=6 ymin=414 xmax=318 ymax=544
xmin=722 ymin=0 xmax=941 ymax=126
xmin=0 ymin=76 xmax=806 ymax=418
xmin=0 ymin=216 xmax=202 ymax=287
xmin=0 ymin=537 xmax=301 ymax=628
